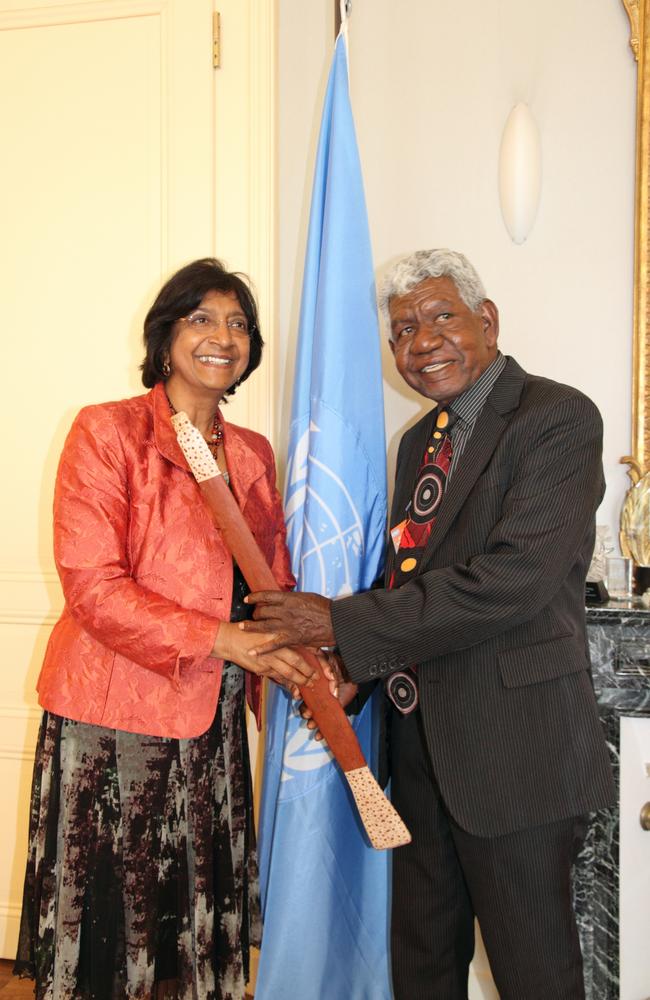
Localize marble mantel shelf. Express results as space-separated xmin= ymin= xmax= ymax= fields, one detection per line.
xmin=586 ymin=600 xmax=650 ymax=619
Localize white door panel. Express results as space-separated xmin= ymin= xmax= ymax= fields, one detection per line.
xmin=0 ymin=0 xmax=274 ymax=957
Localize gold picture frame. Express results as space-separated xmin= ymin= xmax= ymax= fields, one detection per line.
xmin=618 ymin=1 xmax=650 ymax=563
xmin=623 ymin=0 xmax=649 ymax=479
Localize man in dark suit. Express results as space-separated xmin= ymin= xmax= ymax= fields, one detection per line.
xmin=244 ymin=249 xmax=615 ymax=999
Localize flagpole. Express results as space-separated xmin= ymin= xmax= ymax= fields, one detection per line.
xmin=335 ymin=0 xmax=351 ymax=38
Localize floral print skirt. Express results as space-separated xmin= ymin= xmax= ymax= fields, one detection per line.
xmin=13 ymin=660 xmax=261 ymax=1000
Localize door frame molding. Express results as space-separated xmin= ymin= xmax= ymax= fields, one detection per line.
xmin=248 ymin=0 xmax=276 ymax=442
xmin=215 ymin=0 xmax=277 ymax=443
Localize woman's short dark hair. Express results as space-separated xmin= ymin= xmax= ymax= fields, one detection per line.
xmin=141 ymin=258 xmax=264 ymax=395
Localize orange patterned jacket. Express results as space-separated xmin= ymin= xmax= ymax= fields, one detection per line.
xmin=36 ymin=381 xmax=294 ymax=738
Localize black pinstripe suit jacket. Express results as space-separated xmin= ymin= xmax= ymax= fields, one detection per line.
xmin=332 ymin=357 xmax=615 ymax=837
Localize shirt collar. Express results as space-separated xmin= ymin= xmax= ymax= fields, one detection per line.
xmin=449 ymin=351 xmax=506 ymax=425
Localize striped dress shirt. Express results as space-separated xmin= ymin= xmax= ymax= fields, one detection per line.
xmin=448 ymin=351 xmax=507 ymax=479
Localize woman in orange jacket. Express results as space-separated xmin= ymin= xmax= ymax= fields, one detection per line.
xmin=14 ymin=258 xmax=317 ymax=1000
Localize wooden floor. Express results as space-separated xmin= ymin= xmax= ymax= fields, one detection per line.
xmin=0 ymin=961 xmax=33 ymax=998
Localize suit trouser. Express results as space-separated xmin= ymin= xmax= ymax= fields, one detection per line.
xmin=389 ymin=707 xmax=588 ymax=1000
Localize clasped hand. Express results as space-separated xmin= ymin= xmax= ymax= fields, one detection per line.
xmin=238 ymin=590 xmax=336 ymax=652
xmin=214 ymin=619 xmax=336 ymax=695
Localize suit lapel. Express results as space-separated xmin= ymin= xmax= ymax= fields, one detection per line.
xmin=223 ymin=422 xmax=267 ymax=510
xmin=152 ymin=381 xmax=193 ymax=471
xmin=422 ymin=401 xmax=507 ymax=560
xmin=391 ymin=416 xmax=435 ymax=525
xmin=385 ymin=413 xmax=435 ymax=582
xmin=152 ymin=380 xmax=266 ymax=511
xmin=421 ymin=357 xmax=526 ymax=565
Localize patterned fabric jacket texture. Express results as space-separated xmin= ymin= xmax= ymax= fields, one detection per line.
xmin=36 ymin=381 xmax=294 ymax=738
xmin=332 ymin=357 xmax=616 ymax=837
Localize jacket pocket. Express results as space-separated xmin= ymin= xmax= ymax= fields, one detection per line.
xmin=498 ymin=634 xmax=588 ymax=688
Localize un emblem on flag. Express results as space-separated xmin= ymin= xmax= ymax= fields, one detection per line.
xmin=278 ymin=415 xmax=381 ymax=792
xmin=285 ymin=421 xmax=366 ymax=599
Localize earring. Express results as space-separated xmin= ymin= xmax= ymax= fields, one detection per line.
xmin=162 ymin=360 xmax=171 ymax=377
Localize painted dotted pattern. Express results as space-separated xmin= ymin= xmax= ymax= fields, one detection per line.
xmin=346 ymin=766 xmax=412 ymax=851
xmin=171 ymin=411 xmax=221 ymax=482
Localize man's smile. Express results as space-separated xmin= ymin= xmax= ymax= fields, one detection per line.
xmin=420 ymin=360 xmax=453 ymax=374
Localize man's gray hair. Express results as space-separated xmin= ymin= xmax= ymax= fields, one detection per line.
xmin=379 ymin=249 xmax=487 ymax=319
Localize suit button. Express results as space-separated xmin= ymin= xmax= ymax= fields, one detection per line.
xmin=369 ymin=665 xmax=378 ymax=677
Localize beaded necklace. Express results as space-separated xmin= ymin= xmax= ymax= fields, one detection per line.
xmin=166 ymin=394 xmax=223 ymax=457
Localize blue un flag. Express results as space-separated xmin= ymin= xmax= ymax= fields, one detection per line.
xmin=255 ymin=31 xmax=391 ymax=1000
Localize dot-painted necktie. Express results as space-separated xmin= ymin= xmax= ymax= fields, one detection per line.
xmin=386 ymin=407 xmax=455 ymax=714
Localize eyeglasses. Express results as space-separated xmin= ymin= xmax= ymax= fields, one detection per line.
xmin=180 ymin=309 xmax=252 ymax=336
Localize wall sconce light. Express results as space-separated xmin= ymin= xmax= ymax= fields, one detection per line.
xmin=498 ymin=102 xmax=542 ymax=244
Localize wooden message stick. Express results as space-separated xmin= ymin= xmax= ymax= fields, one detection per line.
xmin=171 ymin=411 xmax=411 ymax=851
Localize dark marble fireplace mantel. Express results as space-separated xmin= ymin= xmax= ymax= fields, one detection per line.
xmin=576 ymin=603 xmax=650 ymax=999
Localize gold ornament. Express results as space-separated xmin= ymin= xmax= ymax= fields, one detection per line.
xmin=620 ymin=455 xmax=650 ymax=564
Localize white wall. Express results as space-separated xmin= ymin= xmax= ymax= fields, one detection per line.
xmin=278 ymin=0 xmax=636 ymax=547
